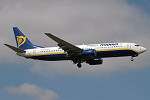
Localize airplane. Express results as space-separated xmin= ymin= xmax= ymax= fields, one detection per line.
xmin=4 ymin=27 xmax=146 ymax=68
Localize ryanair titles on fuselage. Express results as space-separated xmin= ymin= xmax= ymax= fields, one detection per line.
xmin=100 ymin=43 xmax=119 ymax=46
xmin=88 ymin=43 xmax=120 ymax=47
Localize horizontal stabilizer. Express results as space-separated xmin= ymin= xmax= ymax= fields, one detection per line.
xmin=4 ymin=44 xmax=26 ymax=53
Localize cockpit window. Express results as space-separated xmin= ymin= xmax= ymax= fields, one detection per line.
xmin=135 ymin=44 xmax=140 ymax=47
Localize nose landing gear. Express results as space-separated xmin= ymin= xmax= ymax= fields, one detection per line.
xmin=131 ymin=56 xmax=134 ymax=61
xmin=131 ymin=54 xmax=138 ymax=61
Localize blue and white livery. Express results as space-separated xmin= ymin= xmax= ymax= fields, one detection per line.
xmin=5 ymin=27 xmax=146 ymax=68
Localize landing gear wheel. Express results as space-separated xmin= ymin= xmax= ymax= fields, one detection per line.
xmin=131 ymin=56 xmax=134 ymax=61
xmin=77 ymin=63 xmax=82 ymax=68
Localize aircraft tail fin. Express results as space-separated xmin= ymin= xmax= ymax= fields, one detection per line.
xmin=13 ymin=27 xmax=43 ymax=50
xmin=4 ymin=44 xmax=26 ymax=53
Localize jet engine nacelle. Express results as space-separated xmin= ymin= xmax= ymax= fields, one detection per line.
xmin=86 ymin=58 xmax=103 ymax=65
xmin=82 ymin=49 xmax=97 ymax=57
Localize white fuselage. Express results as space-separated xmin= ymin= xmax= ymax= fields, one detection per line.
xmin=17 ymin=43 xmax=146 ymax=60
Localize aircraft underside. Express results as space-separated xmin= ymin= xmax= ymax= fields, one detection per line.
xmin=28 ymin=49 xmax=138 ymax=68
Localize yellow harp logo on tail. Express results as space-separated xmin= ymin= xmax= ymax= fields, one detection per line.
xmin=17 ymin=36 xmax=26 ymax=48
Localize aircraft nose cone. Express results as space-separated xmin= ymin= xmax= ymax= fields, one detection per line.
xmin=141 ymin=47 xmax=147 ymax=53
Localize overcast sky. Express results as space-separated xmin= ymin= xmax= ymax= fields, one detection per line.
xmin=0 ymin=0 xmax=150 ymax=100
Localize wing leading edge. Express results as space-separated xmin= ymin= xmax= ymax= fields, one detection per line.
xmin=45 ymin=33 xmax=83 ymax=56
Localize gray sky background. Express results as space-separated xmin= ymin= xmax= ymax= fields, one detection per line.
xmin=1 ymin=0 xmax=149 ymax=76
xmin=0 ymin=1 xmax=150 ymax=99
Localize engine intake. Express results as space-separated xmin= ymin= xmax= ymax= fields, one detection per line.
xmin=86 ymin=58 xmax=103 ymax=65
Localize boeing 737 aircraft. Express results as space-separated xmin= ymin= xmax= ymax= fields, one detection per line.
xmin=5 ymin=27 xmax=146 ymax=68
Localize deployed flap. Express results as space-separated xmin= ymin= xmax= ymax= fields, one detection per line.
xmin=4 ymin=44 xmax=26 ymax=53
xmin=45 ymin=33 xmax=82 ymax=56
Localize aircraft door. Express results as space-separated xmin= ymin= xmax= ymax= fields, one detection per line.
xmin=127 ymin=43 xmax=131 ymax=49
xmin=33 ymin=50 xmax=36 ymax=55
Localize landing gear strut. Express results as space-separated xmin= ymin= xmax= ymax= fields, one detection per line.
xmin=77 ymin=63 xmax=82 ymax=68
xmin=131 ymin=56 xmax=134 ymax=61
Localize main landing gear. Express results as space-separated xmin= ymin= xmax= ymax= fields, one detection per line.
xmin=72 ymin=58 xmax=82 ymax=68
xmin=77 ymin=63 xmax=82 ymax=68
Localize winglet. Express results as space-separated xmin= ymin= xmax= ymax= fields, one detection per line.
xmin=4 ymin=44 xmax=26 ymax=53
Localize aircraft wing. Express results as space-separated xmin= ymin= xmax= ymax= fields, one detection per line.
xmin=45 ymin=33 xmax=83 ymax=56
